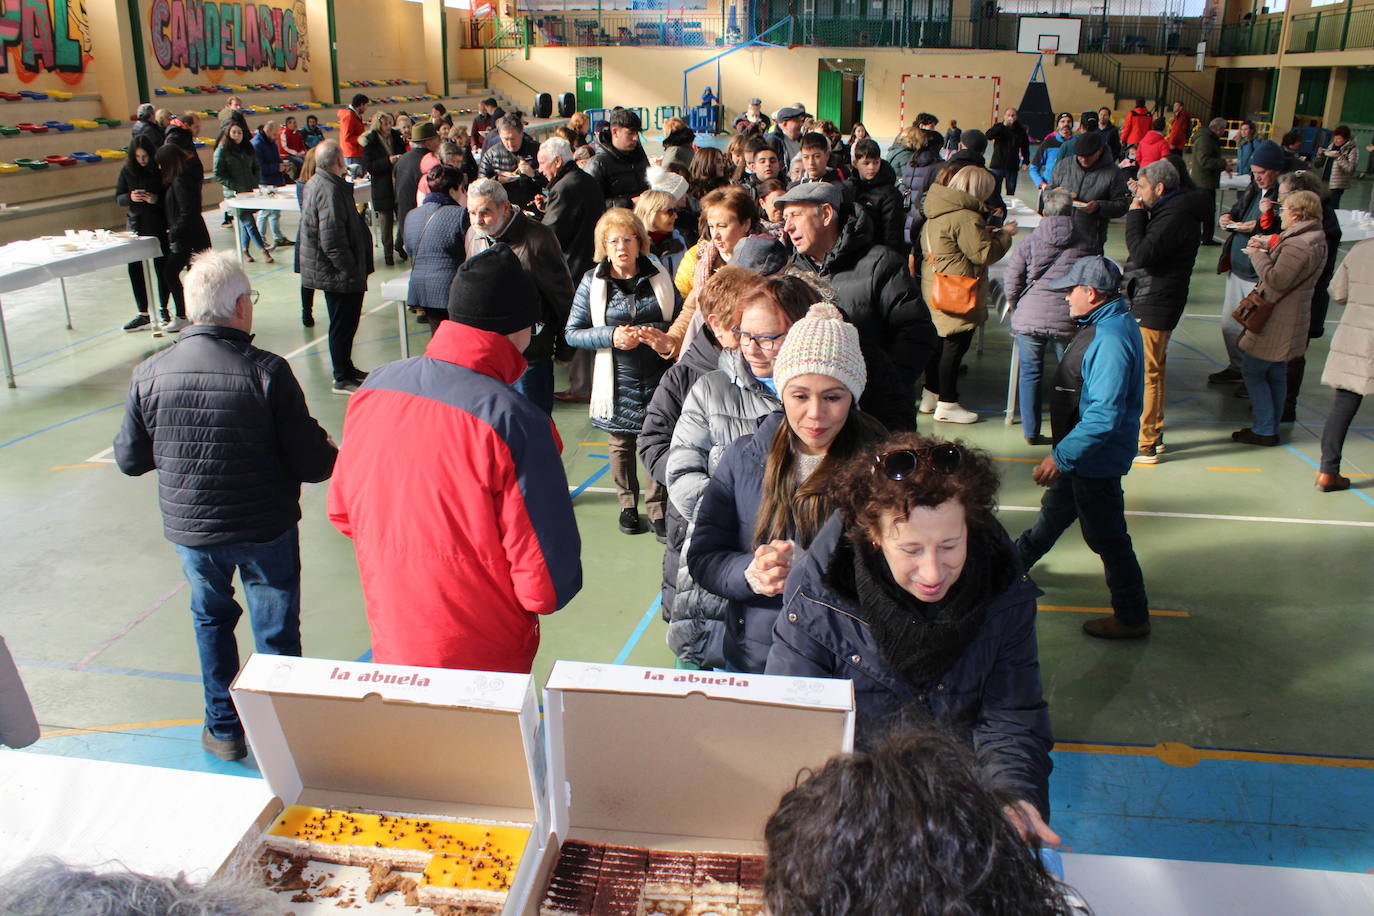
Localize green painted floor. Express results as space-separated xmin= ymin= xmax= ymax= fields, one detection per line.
xmin=2 ymin=205 xmax=1373 ymax=872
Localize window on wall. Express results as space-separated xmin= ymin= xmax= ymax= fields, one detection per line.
xmin=1309 ymin=0 xmax=1341 ymax=6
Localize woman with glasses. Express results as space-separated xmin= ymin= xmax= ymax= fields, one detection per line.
xmin=766 ymin=430 xmax=1054 ymax=843
xmin=663 ymin=277 xmax=815 ymax=668
xmin=688 ymin=303 xmax=884 ymax=673
xmin=634 ymin=190 xmax=688 ymax=280
xmin=566 ymin=208 xmax=682 ymax=537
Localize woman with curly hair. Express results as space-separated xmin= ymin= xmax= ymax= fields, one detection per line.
xmin=764 ymin=726 xmax=1084 ymax=916
xmin=686 ymin=146 xmax=730 ymax=203
xmin=767 ymin=430 xmax=1054 ymax=838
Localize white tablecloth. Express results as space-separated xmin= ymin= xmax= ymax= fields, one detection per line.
xmin=0 ymin=235 xmax=162 ymax=295
xmin=220 ymin=179 xmax=372 ymax=213
xmin=1220 ymin=173 xmax=1252 ymax=191
xmin=1336 ymin=209 xmax=1374 ymax=243
xmin=1003 ymin=196 xmax=1042 ymax=230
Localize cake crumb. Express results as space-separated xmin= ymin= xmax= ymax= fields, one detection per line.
xmin=289 ymin=892 xmax=313 ymax=903
xmin=317 ymin=885 xmax=343 ymax=898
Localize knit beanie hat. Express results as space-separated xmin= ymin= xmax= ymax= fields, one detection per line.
xmin=447 ymin=243 xmax=541 ymax=334
xmin=772 ymin=303 xmax=866 ymax=402
xmin=1250 ymin=140 xmax=1285 ymax=171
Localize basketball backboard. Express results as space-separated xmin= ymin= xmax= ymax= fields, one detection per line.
xmin=1016 ymin=16 xmax=1082 ymax=55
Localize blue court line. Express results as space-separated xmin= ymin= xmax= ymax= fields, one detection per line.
xmin=587 ymin=453 xmax=608 ymax=459
xmin=15 ymin=656 xmax=200 ymax=683
xmin=612 ymin=594 xmax=663 ymax=664
xmin=0 ymin=403 xmax=121 ymax=450
xmin=1282 ymin=444 xmax=1374 ymax=508
xmin=12 ymin=327 xmax=119 ymax=369
xmin=1170 ymin=338 xmax=1224 ymax=366
xmin=569 ymin=463 xmax=611 ymax=499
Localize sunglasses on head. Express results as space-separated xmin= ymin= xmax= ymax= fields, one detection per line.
xmin=873 ymin=445 xmax=962 ymax=480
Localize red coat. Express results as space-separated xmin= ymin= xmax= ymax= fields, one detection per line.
xmin=1168 ymin=108 xmax=1192 ymax=152
xmin=327 ymin=321 xmax=582 ymax=673
xmin=1120 ymin=107 xmax=1153 ymax=147
xmin=338 ymin=106 xmax=365 ymax=158
xmin=1137 ymin=131 xmax=1172 ymax=168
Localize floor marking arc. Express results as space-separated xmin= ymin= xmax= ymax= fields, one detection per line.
xmin=1000 ymin=504 xmax=1374 ymax=528
xmin=1053 ymin=740 xmax=1374 ymax=770
xmin=1040 ymin=604 xmax=1189 ymax=618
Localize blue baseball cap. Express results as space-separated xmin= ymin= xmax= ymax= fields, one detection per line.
xmin=1046 ymin=256 xmax=1124 ymax=292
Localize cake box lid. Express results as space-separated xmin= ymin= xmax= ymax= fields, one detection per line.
xmin=542 ymin=661 xmax=854 ymax=846
xmin=230 ymin=653 xmax=546 ymax=831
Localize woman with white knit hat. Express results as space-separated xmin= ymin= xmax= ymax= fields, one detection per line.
xmin=688 ymin=302 xmax=886 ymax=672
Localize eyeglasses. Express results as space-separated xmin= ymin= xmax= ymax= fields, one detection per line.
xmin=873 ymin=445 xmax=963 ymax=480
xmin=731 ymin=328 xmax=787 ymax=352
xmin=243 ymin=289 xmax=260 ymax=305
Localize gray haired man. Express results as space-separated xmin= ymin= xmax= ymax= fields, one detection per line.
xmin=114 ymin=250 xmax=336 ymax=761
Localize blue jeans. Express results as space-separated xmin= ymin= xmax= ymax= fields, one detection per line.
xmin=513 ymin=358 xmax=554 ymax=415
xmin=1016 ymin=333 xmax=1065 ymax=438
xmin=256 ymin=208 xmax=282 ymax=242
xmin=1016 ymin=473 xmax=1149 ymax=628
xmin=173 ymin=526 xmax=303 ymax=739
xmin=237 ymin=210 xmax=269 ymax=253
xmin=1241 ymin=353 xmax=1286 ymax=436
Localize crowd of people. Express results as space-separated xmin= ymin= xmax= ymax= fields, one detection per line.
xmin=105 ymin=93 xmax=1372 ymax=905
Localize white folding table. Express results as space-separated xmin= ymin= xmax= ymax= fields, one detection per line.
xmin=218 ymin=179 xmax=373 ymax=266
xmin=0 ymin=234 xmax=164 ymax=388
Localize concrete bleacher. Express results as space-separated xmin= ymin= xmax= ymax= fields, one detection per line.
xmin=0 ymin=81 xmax=556 ymax=243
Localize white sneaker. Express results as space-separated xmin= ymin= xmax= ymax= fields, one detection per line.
xmin=165 ymin=317 xmax=191 ymax=332
xmin=933 ymin=401 xmax=979 ymax=424
xmin=919 ymin=390 xmax=939 ymax=414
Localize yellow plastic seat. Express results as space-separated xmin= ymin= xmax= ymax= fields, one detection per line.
xmin=70 ymin=119 xmax=100 ymax=130
xmin=49 ymin=90 xmax=73 ymax=101
xmin=0 ymin=162 xmax=20 ymax=174
xmin=95 ymin=148 xmax=124 ymax=160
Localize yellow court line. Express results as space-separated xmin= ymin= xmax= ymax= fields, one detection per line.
xmin=40 ymin=717 xmax=202 ymax=739
xmin=1207 ymin=466 xmax=1263 ymax=473
xmin=578 ymin=442 xmax=609 ymax=447
xmin=1040 ymin=604 xmax=1190 ymax=618
xmin=1054 ymin=740 xmax=1374 ymax=770
xmin=1347 ymin=472 xmax=1373 ymax=478
xmin=51 ymin=463 xmax=107 ymax=471
xmin=994 ymin=456 xmax=1040 ymax=463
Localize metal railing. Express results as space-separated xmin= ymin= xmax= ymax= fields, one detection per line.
xmin=1068 ymin=51 xmax=1210 ymax=118
xmin=1287 ymin=5 xmax=1374 ymax=53
xmin=530 ymin=11 xmax=730 ymax=48
xmin=1080 ymin=16 xmax=1210 ymax=55
xmin=1215 ymin=17 xmax=1284 ymax=56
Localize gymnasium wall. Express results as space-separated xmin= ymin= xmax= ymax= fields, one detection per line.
xmin=0 ymin=0 xmax=99 ymax=94
xmin=332 ymin=0 xmax=425 ymax=85
xmin=457 ymin=46 xmax=1217 ymax=140
xmin=141 ymin=0 xmax=310 ymax=90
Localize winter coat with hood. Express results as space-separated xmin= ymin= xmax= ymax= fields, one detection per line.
xmin=919 ymin=182 xmax=1013 ymax=337
xmin=686 ymin=410 xmax=788 ymax=673
xmin=846 ymin=159 xmax=907 ymax=252
xmin=541 ymin=160 xmax=605 ymax=282
xmin=299 ymin=169 xmax=374 ymax=293
xmin=116 ymin=155 xmax=167 ymax=239
xmin=326 ymin=320 xmax=582 ymax=674
xmin=766 ymin=514 xmax=1053 ymax=818
xmin=639 ymin=329 xmax=723 ymax=623
xmin=251 ymin=128 xmax=288 ymax=187
xmin=1137 ymin=131 xmax=1172 ymax=168
xmin=665 ymin=348 xmax=780 ymax=668
xmin=793 ymin=207 xmax=937 ymax=409
xmin=565 ymin=255 xmax=680 ymax=434
xmin=1322 ymin=239 xmax=1374 ymax=396
xmin=587 ymin=129 xmax=650 ymax=208
xmin=1005 ymin=214 xmax=1092 ymax=341
xmin=1027 ymin=133 xmax=1069 ymax=190
xmin=1049 ymin=152 xmax=1131 ymax=253
xmin=1242 ymin=219 xmax=1328 ymax=363
xmin=467 ymin=210 xmax=576 ymax=365
xmin=213 ymin=140 xmax=261 ymax=194
xmin=1121 ymin=106 xmax=1153 ymax=146
xmin=1186 ymin=126 xmax=1226 ymax=190
xmin=1123 ymin=190 xmax=1203 ymax=331
xmin=1048 ymin=295 xmax=1143 ymax=478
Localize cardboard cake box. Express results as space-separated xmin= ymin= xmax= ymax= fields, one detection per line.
xmin=528 ymin=661 xmax=856 ymax=916
xmin=226 ymin=653 xmax=550 ymax=913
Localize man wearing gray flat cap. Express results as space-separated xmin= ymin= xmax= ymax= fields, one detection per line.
xmin=767 ymin=105 xmax=808 ymax=166
xmin=776 ymin=181 xmax=935 ymax=428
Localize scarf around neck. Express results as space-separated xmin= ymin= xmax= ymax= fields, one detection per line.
xmin=847 ymin=525 xmax=1011 ymax=688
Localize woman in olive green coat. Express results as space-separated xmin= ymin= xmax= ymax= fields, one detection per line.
xmin=213 ymin=121 xmax=274 ymax=262
xmin=919 ymin=165 xmax=1016 ymax=423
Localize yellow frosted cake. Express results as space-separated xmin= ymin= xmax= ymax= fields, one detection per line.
xmin=265 ymin=805 xmax=529 ymax=911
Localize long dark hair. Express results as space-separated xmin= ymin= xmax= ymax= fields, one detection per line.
xmin=688 ymin=147 xmax=729 ymax=200
xmin=124 ymin=136 xmax=161 ymax=179
xmin=217 ymin=121 xmax=249 ymax=153
xmin=764 ymin=725 xmax=1083 ymax=916
xmin=753 ymin=404 xmax=885 ymax=550
xmin=154 ymin=143 xmax=188 ymax=183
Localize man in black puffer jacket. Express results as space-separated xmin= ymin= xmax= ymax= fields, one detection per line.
xmin=1123 ymin=159 xmax=1201 ymax=464
xmin=114 ymin=250 xmax=336 ymax=763
xmin=779 ymin=182 xmax=935 ymax=428
xmin=588 ymin=108 xmax=649 ymax=209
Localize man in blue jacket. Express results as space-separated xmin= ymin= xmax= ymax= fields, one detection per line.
xmin=1015 ymin=256 xmax=1150 ymax=639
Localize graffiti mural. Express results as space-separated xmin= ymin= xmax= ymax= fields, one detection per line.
xmin=148 ymin=0 xmax=307 ymax=75
xmin=0 ymin=0 xmax=93 ymax=78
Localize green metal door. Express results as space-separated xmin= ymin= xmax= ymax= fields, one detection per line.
xmin=817 ymin=70 xmax=843 ymax=126
xmin=576 ymin=57 xmax=603 ymax=112
xmin=1296 ymin=68 xmax=1330 ymax=118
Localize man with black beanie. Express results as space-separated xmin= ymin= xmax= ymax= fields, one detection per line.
xmin=328 ymin=243 xmax=583 ymax=675
xmin=1049 ymin=130 xmax=1131 ymax=254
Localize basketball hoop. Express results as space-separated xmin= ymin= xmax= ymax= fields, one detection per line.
xmin=1039 ymin=46 xmax=1058 ymax=57
xmin=1038 ymin=36 xmax=1060 ymax=56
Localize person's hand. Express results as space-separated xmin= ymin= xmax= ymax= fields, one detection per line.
xmin=1002 ymin=220 xmax=1019 ymax=236
xmin=1082 ymin=200 xmax=1100 ymax=214
xmin=1219 ymin=212 xmax=1234 ymax=228
xmin=1130 ymin=195 xmax=1145 ymax=210
xmin=533 ymin=193 xmax=548 ymax=211
xmin=638 ymin=326 xmax=674 ymax=357
xmin=1032 ymin=453 xmax=1059 ymax=486
xmin=1245 ymin=235 xmax=1266 ymax=251
xmin=1324 ymin=148 xmax=1339 ymax=158
xmin=1038 ymin=181 xmax=1048 ymax=190
xmin=1127 ymin=178 xmax=1138 ymax=194
xmin=612 ymin=325 xmax=640 ymax=350
xmin=1003 ymin=800 xmax=1062 ymax=847
xmin=745 ymin=540 xmax=793 ymax=596
xmin=1233 ymin=219 xmax=1257 ymax=234
xmin=1259 ymin=196 xmax=1276 ymax=214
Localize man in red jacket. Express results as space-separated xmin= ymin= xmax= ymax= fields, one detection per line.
xmin=338 ymin=92 xmax=369 ymax=174
xmin=1167 ymin=101 xmax=1192 ymax=153
xmin=327 ymin=243 xmax=582 ymax=673
xmin=1120 ymin=99 xmax=1153 ymax=148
